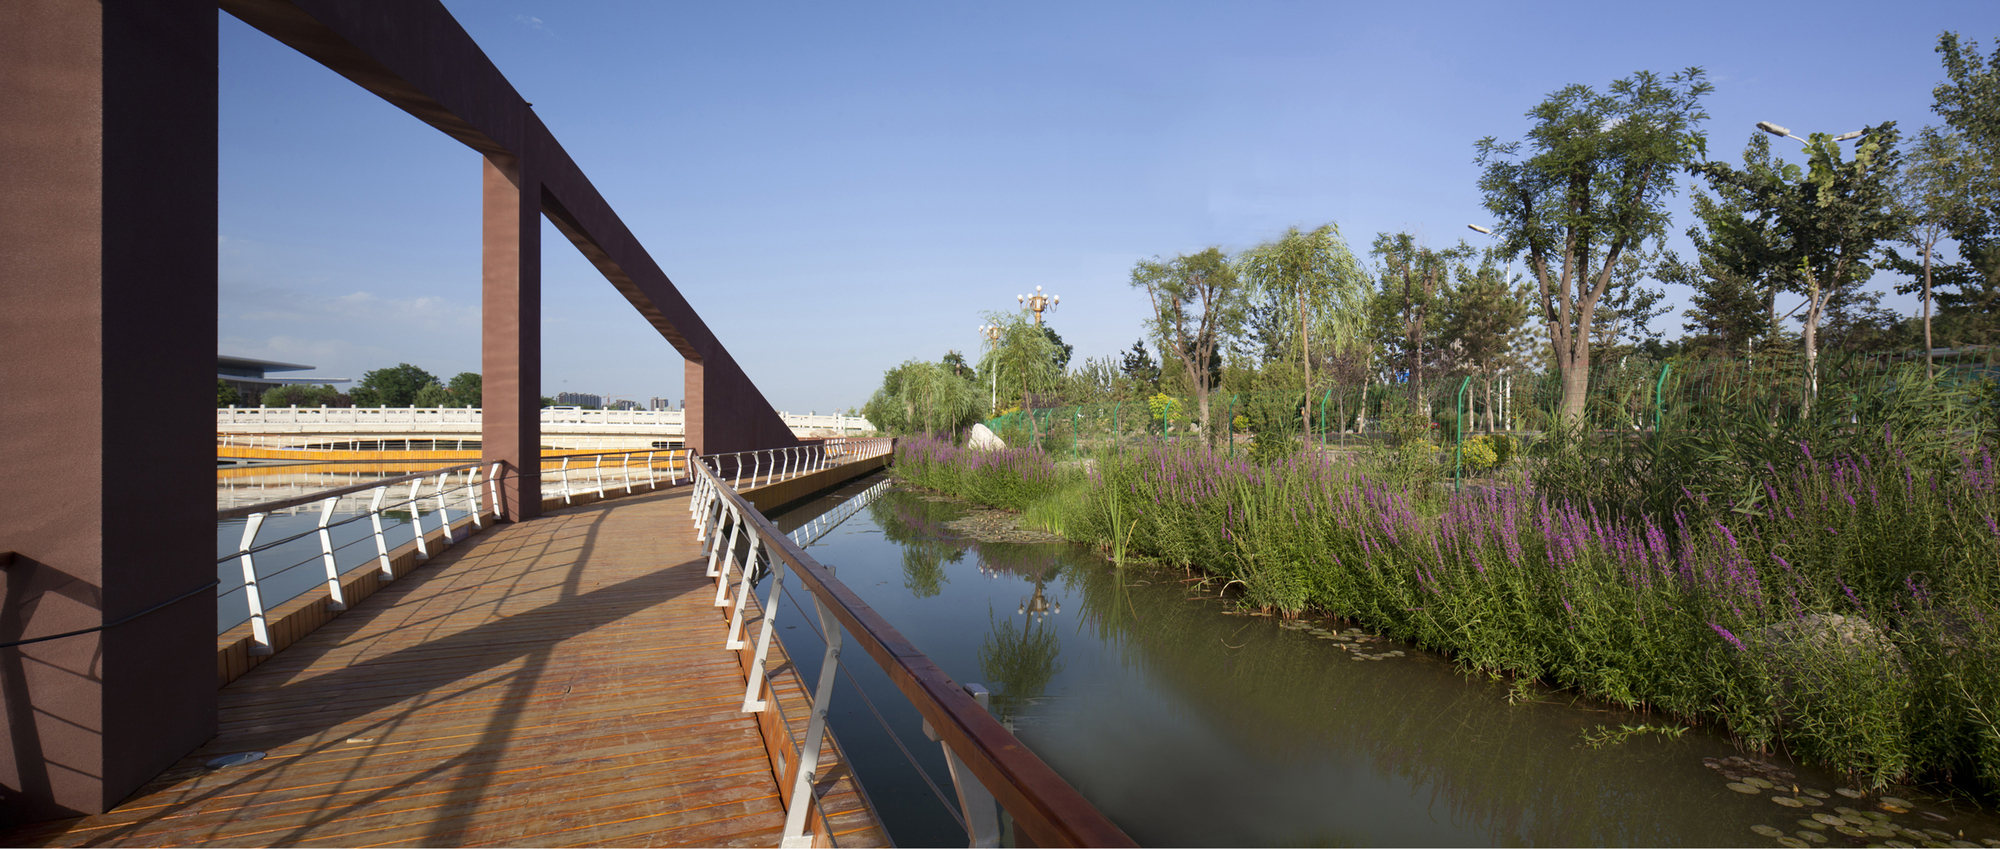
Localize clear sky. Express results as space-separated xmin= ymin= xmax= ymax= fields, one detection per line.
xmin=218 ymin=1 xmax=1997 ymax=413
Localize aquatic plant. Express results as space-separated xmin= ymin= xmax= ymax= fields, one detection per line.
xmin=892 ymin=430 xmax=2000 ymax=798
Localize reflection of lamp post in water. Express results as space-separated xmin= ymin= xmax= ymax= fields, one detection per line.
xmin=1018 ymin=575 xmax=1060 ymax=623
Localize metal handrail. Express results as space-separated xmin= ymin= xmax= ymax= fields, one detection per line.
xmin=687 ymin=448 xmax=1134 ymax=848
xmin=216 ymin=461 xmax=483 ymax=521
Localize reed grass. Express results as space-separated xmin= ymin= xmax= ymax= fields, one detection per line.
xmin=892 ymin=424 xmax=2000 ymax=797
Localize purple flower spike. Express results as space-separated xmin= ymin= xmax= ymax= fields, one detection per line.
xmin=1710 ymin=622 xmax=1745 ymax=651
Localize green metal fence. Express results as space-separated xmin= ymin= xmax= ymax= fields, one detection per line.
xmin=975 ymin=352 xmax=2000 ymax=482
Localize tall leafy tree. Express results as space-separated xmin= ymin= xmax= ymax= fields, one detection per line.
xmin=1440 ymin=249 xmax=1534 ymax=429
xmin=862 ymin=358 xmax=981 ymax=436
xmin=1119 ymin=339 xmax=1160 ymax=397
xmin=446 ymin=371 xmax=482 ymax=408
xmin=1236 ymin=223 xmax=1370 ymax=434
xmin=350 ymin=363 xmax=439 ymax=408
xmin=1369 ymin=233 xmax=1458 ymax=405
xmin=217 ymin=379 xmax=239 ymax=407
xmin=1130 ymin=248 xmax=1248 ymax=443
xmin=1697 ymin=123 xmax=1905 ymax=402
xmin=1662 ymin=136 xmax=1789 ymax=355
xmin=1476 ymin=68 xmax=1712 ymax=424
xmin=1909 ymin=33 xmax=2000 ymax=341
xmin=976 ymin=312 xmax=1065 ymax=416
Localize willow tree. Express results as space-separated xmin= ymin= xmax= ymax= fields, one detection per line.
xmin=1236 ymin=223 xmax=1370 ymax=435
xmin=976 ymin=313 xmax=1065 ymax=438
xmin=861 ymin=358 xmax=982 ymax=436
xmin=1476 ymin=68 xmax=1712 ymax=425
xmin=1131 ymin=248 xmax=1246 ymax=444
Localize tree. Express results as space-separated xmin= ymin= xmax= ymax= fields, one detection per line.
xmin=1440 ymin=249 xmax=1535 ymax=429
xmin=977 ymin=313 xmax=1065 ymax=417
xmin=217 ymin=379 xmax=239 ymax=407
xmin=1662 ymin=140 xmax=1788 ymax=356
xmin=259 ymin=383 xmax=345 ymax=408
xmin=1892 ymin=33 xmax=2000 ymax=347
xmin=1039 ymin=327 xmax=1073 ymax=372
xmin=1887 ymin=128 xmax=1975 ymax=374
xmin=862 ymin=358 xmax=982 ymax=436
xmin=1476 ymin=68 xmax=1712 ymax=424
xmin=413 ymin=381 xmax=451 ymax=408
xmin=941 ymin=351 xmax=972 ymax=380
xmin=1236 ymin=223 xmax=1370 ymax=435
xmin=1370 ymin=233 xmax=1457 ymax=406
xmin=1130 ymin=248 xmax=1247 ymax=443
xmin=1697 ymin=123 xmax=1905 ymax=403
xmin=446 ymin=371 xmax=483 ymax=408
xmin=350 ymin=363 xmax=439 ymax=408
xmin=1119 ymin=339 xmax=1160 ymax=397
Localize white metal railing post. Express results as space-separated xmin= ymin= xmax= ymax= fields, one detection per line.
xmin=780 ymin=589 xmax=846 ymax=848
xmin=409 ymin=479 xmax=431 ymax=561
xmin=623 ymin=452 xmax=634 ymax=495
xmin=718 ymin=529 xmax=759 ymax=608
xmin=925 ymin=684 xmax=1003 ymax=848
xmin=593 ymin=454 xmax=606 ymax=497
xmin=645 ymin=450 xmax=656 ymax=489
xmin=709 ymin=500 xmax=742 ymax=579
xmin=315 ymin=496 xmax=348 ymax=611
xmin=740 ymin=545 xmax=785 ymax=713
xmin=487 ymin=461 xmax=505 ymax=523
xmin=560 ymin=456 xmax=574 ymax=504
xmin=238 ymin=513 xmax=273 ymax=655
xmin=734 ymin=454 xmax=743 ymax=488
xmin=369 ymin=485 xmax=395 ymax=579
xmin=434 ymin=472 xmax=455 ymax=545
xmin=463 ymin=467 xmax=482 ymax=529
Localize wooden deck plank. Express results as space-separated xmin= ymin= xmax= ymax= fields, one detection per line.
xmin=1 ymin=486 xmax=886 ymax=848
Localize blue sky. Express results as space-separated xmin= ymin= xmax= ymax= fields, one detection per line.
xmin=218 ymin=1 xmax=1997 ymax=413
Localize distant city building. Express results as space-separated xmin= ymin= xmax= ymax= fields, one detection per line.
xmin=218 ymin=354 xmax=348 ymax=404
xmin=609 ymin=399 xmax=641 ymax=411
xmin=555 ymin=391 xmax=602 ymax=408
xmin=648 ymin=396 xmax=676 ymax=411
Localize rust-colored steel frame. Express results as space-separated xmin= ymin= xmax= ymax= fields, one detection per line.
xmin=2 ymin=0 xmax=801 ymax=823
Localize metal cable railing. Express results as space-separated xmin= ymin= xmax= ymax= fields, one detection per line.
xmin=217 ymin=449 xmax=691 ymax=653
xmin=700 ymin=437 xmax=893 ymax=491
xmin=686 ymin=448 xmax=1133 ymax=848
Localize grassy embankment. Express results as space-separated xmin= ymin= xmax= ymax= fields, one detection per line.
xmin=891 ymin=385 xmax=2000 ymax=797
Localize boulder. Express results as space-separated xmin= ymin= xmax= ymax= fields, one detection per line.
xmin=966 ymin=423 xmax=1006 ymax=451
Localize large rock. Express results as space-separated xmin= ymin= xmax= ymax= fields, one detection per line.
xmin=1743 ymin=613 xmax=1908 ymax=718
xmin=966 ymin=423 xmax=1005 ymax=451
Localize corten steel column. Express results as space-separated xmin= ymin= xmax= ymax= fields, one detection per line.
xmin=483 ymin=154 xmax=542 ymax=521
xmin=0 ymin=0 xmax=218 ymax=823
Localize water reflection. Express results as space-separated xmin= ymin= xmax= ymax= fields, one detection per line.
xmin=802 ymin=480 xmax=2000 ymax=848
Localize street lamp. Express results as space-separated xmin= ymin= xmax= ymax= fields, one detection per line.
xmin=1467 ymin=224 xmax=1491 ymax=235
xmin=978 ymin=323 xmax=1002 ymax=415
xmin=1018 ymin=285 xmax=1059 ymax=325
xmin=1756 ymin=121 xmax=1866 ymax=145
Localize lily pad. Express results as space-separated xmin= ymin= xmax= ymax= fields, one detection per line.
xmin=1776 ymin=838 xmax=1809 ymax=849
xmin=1867 ymin=826 xmax=1899 ymax=838
xmin=1836 ymin=807 xmax=1861 ymax=816
xmin=1795 ymin=831 xmax=1828 ymax=843
xmin=1838 ymin=788 xmax=1869 ymax=798
xmin=1950 ymin=842 xmax=1982 ymax=848
xmin=1880 ymin=797 xmax=1914 ymax=808
xmin=1813 ymin=814 xmax=1846 ymax=827
xmin=1752 ymin=825 xmax=1787 ymax=838
xmin=1746 ymin=777 xmax=1776 ymax=789
xmin=1884 ymin=842 xmax=1914 ymax=849
xmin=1926 ymin=830 xmax=1955 ymax=841
xmin=1844 ymin=813 xmax=1873 ymax=825
xmin=1728 ymin=783 xmax=1763 ymax=794
xmin=1921 ymin=812 xmax=1950 ymax=822
xmin=1835 ymin=825 xmax=1868 ymax=838
xmin=1862 ymin=811 xmax=1891 ymax=822
xmin=1802 ymin=788 xmax=1832 ymax=799
xmin=1773 ymin=796 xmax=1805 ymax=808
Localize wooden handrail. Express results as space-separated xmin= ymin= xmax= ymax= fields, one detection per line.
xmin=695 ymin=450 xmax=1136 ymax=848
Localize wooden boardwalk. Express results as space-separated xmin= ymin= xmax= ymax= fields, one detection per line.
xmin=5 ymin=486 xmax=887 ymax=847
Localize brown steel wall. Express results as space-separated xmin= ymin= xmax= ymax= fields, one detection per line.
xmin=0 ymin=0 xmax=219 ymax=821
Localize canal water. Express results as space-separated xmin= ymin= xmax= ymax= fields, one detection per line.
xmin=768 ymin=473 xmax=2000 ymax=848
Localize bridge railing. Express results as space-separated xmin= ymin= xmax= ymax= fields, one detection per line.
xmin=216 ymin=448 xmax=693 ymax=652
xmin=687 ymin=449 xmax=1135 ymax=848
xmin=699 ymin=437 xmax=892 ymax=490
xmin=217 ymin=406 xmax=878 ymax=434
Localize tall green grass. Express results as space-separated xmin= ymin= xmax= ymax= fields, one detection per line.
xmin=892 ymin=427 xmax=2000 ymax=796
